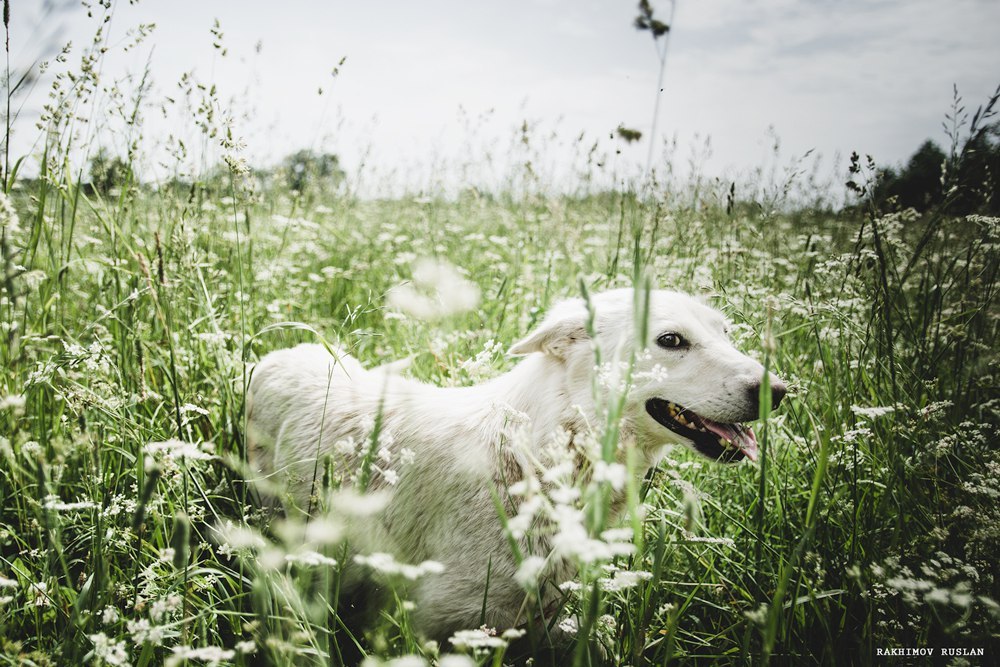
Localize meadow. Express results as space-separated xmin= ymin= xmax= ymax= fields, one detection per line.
xmin=1 ymin=7 xmax=999 ymax=667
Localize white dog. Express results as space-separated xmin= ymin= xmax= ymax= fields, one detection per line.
xmin=246 ymin=288 xmax=786 ymax=640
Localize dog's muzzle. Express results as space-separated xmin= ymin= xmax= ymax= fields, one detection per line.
xmin=645 ymin=398 xmax=759 ymax=463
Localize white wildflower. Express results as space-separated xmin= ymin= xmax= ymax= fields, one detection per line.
xmin=542 ymin=461 xmax=574 ymax=483
xmin=165 ymin=645 xmax=235 ymax=667
xmin=0 ymin=394 xmax=26 ymax=416
xmin=195 ymin=332 xmax=230 ymax=345
xmin=557 ymin=616 xmax=578 ymax=636
xmin=101 ymin=606 xmax=120 ymax=624
xmin=850 ymin=405 xmax=896 ymax=419
xmin=635 ymin=364 xmax=669 ymax=382
xmin=257 ymin=547 xmax=286 ymax=571
xmin=460 ymin=339 xmax=502 ymax=379
xmin=600 ymin=528 xmax=634 ymax=543
xmin=29 ymin=581 xmax=50 ymax=607
xmin=87 ymin=633 xmax=130 ymax=666
xmin=506 ymin=495 xmax=542 ymax=539
xmin=214 ymin=522 xmax=267 ymax=552
xmin=658 ymin=602 xmax=676 ymax=616
xmin=387 ymin=258 xmax=480 ymax=320
xmin=333 ymin=437 xmax=358 ymax=456
xmin=331 ymin=488 xmax=390 ymax=516
xmin=438 ymin=656 xmax=477 ymax=667
xmin=744 ymin=602 xmax=769 ymax=626
xmin=353 ymin=552 xmax=445 ymax=580
xmin=285 ymin=550 xmax=339 ymax=567
xmin=387 ymin=657 xmax=427 ymax=667
xmin=235 ymin=640 xmax=255 ymax=654
xmin=515 ymin=556 xmax=547 ymax=589
xmin=599 ymin=569 xmax=653 ymax=592
xmin=551 ymin=503 xmax=635 ymax=563
xmin=507 ymin=477 xmax=539 ymax=497
xmin=680 ymin=533 xmax=736 ymax=548
xmin=593 ymin=461 xmax=627 ymax=491
xmin=359 ymin=414 xmax=376 ymax=434
xmin=506 ymin=514 xmax=532 ymax=540
xmin=492 ymin=401 xmax=531 ymax=426
xmin=595 ymin=360 xmax=631 ymax=393
xmin=550 ymin=485 xmax=580 ymax=505
xmin=127 ymin=618 xmax=169 ymax=646
xmin=145 ymin=439 xmax=215 ymax=461
xmin=21 ymin=440 xmax=42 ymax=459
xmin=377 ymin=429 xmax=395 ymax=448
xmin=150 ymin=593 xmax=182 ymax=622
xmin=304 ymin=516 xmax=343 ymax=545
xmin=179 ymin=403 xmax=209 ymax=416
xmin=449 ymin=627 xmax=507 ymax=650
xmin=0 ymin=191 xmax=21 ymax=234
xmin=43 ymin=494 xmax=98 ymax=512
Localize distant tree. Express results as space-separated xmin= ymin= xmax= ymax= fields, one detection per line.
xmin=876 ymin=140 xmax=946 ymax=211
xmin=87 ymin=149 xmax=135 ymax=195
xmin=950 ymin=122 xmax=1000 ymax=215
xmin=875 ymin=121 xmax=1000 ymax=215
xmin=281 ymin=149 xmax=345 ymax=193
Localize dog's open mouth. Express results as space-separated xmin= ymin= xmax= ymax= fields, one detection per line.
xmin=645 ymin=398 xmax=758 ymax=463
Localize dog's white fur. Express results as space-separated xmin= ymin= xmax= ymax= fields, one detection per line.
xmin=246 ymin=288 xmax=783 ymax=639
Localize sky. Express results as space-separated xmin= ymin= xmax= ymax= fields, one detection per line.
xmin=9 ymin=0 xmax=1000 ymax=194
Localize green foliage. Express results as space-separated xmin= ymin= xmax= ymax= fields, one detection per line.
xmin=277 ymin=149 xmax=345 ymax=196
xmin=86 ymin=149 xmax=135 ymax=196
xmin=615 ymin=126 xmax=643 ymax=144
xmin=634 ymin=0 xmax=671 ymax=38
xmin=1 ymin=165 xmax=998 ymax=663
xmin=874 ymin=87 xmax=1000 ymax=215
xmin=876 ymin=139 xmax=946 ymax=211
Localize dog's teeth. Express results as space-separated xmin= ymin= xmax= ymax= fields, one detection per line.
xmin=719 ymin=437 xmax=734 ymax=449
xmin=676 ymin=414 xmax=687 ymax=425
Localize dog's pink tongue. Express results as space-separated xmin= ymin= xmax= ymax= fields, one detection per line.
xmin=701 ymin=420 xmax=759 ymax=462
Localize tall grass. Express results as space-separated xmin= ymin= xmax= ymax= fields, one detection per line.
xmin=1 ymin=4 xmax=999 ymax=666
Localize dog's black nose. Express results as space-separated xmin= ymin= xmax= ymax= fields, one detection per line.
xmin=770 ymin=378 xmax=787 ymax=409
xmin=748 ymin=377 xmax=787 ymax=413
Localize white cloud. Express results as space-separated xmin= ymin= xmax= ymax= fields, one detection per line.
xmin=8 ymin=0 xmax=999 ymax=193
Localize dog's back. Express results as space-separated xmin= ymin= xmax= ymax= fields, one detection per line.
xmin=245 ymin=342 xmax=527 ymax=635
xmin=246 ymin=344 xmax=363 ymax=487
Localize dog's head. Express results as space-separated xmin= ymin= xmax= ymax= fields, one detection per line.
xmin=510 ymin=288 xmax=786 ymax=463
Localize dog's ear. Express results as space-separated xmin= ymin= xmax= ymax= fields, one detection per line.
xmin=509 ymin=298 xmax=589 ymax=359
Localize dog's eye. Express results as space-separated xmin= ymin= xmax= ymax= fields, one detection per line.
xmin=656 ymin=332 xmax=686 ymax=349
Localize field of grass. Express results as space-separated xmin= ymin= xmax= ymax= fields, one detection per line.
xmin=2 ymin=6 xmax=999 ymax=667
